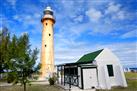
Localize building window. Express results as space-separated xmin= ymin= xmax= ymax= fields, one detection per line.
xmin=49 ymin=34 xmax=51 ymax=36
xmin=45 ymin=44 xmax=46 ymax=47
xmin=46 ymin=23 xmax=47 ymax=26
xmin=107 ymin=65 xmax=114 ymax=77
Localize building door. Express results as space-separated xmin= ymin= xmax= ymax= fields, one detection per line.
xmin=83 ymin=68 xmax=98 ymax=89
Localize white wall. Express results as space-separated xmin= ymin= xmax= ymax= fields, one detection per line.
xmin=78 ymin=67 xmax=82 ymax=88
xmin=83 ymin=68 xmax=98 ymax=89
xmin=115 ymin=65 xmax=127 ymax=87
xmin=97 ymin=66 xmax=111 ymax=89
xmin=94 ymin=48 xmax=127 ymax=89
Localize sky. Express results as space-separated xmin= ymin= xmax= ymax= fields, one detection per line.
xmin=0 ymin=0 xmax=137 ymax=68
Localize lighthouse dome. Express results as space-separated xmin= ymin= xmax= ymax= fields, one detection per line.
xmin=42 ymin=6 xmax=55 ymax=23
xmin=45 ymin=6 xmax=53 ymax=12
xmin=44 ymin=6 xmax=53 ymax=15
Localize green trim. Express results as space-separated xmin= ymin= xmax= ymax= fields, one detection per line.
xmin=76 ymin=49 xmax=103 ymax=63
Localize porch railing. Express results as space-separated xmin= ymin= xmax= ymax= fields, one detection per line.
xmin=64 ymin=75 xmax=79 ymax=86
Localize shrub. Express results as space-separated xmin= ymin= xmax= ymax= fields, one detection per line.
xmin=48 ymin=73 xmax=57 ymax=85
xmin=48 ymin=77 xmax=55 ymax=85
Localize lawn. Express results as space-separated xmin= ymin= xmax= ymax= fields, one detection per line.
xmin=98 ymin=72 xmax=137 ymax=91
xmin=1 ymin=72 xmax=137 ymax=91
xmin=125 ymin=72 xmax=137 ymax=79
xmin=98 ymin=80 xmax=137 ymax=91
xmin=0 ymin=85 xmax=63 ymax=91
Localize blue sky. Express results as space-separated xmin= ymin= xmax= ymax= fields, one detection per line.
xmin=0 ymin=0 xmax=137 ymax=68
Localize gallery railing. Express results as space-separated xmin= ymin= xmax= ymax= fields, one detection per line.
xmin=64 ymin=75 xmax=79 ymax=86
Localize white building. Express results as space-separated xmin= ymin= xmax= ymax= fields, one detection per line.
xmin=57 ymin=48 xmax=127 ymax=90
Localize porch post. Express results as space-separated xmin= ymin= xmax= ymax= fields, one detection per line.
xmin=77 ymin=65 xmax=79 ymax=86
xmin=64 ymin=65 xmax=65 ymax=86
xmin=57 ymin=66 xmax=59 ymax=84
xmin=61 ymin=66 xmax=63 ymax=85
xmin=69 ymin=66 xmax=71 ymax=90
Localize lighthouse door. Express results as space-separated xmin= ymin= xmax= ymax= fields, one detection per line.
xmin=83 ymin=68 xmax=98 ymax=89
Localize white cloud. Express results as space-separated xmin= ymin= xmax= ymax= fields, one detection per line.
xmin=12 ymin=13 xmax=42 ymax=34
xmin=54 ymin=40 xmax=137 ymax=67
xmin=68 ymin=23 xmax=91 ymax=36
xmin=116 ymin=11 xmax=125 ymax=20
xmin=83 ymin=2 xmax=136 ymax=35
xmin=39 ymin=0 xmax=46 ymax=3
xmin=34 ymin=13 xmax=41 ymax=18
xmin=105 ymin=2 xmax=120 ymax=14
xmin=13 ymin=15 xmax=19 ymax=20
xmin=52 ymin=13 xmax=135 ymax=66
xmin=96 ymin=42 xmax=137 ymax=67
xmin=54 ymin=26 xmax=87 ymax=49
xmin=13 ymin=15 xmax=22 ymax=21
xmin=112 ymin=11 xmax=125 ymax=20
xmin=73 ymin=15 xmax=83 ymax=23
xmin=0 ymin=14 xmax=14 ymax=30
xmin=6 ymin=0 xmax=16 ymax=8
xmin=0 ymin=27 xmax=2 ymax=30
xmin=13 ymin=14 xmax=32 ymax=22
xmin=2 ymin=0 xmax=137 ymax=68
xmin=58 ymin=0 xmax=81 ymax=19
xmin=54 ymin=20 xmax=137 ymax=67
xmin=121 ymin=29 xmax=137 ymax=38
xmin=105 ymin=2 xmax=127 ymax=20
xmin=86 ymin=8 xmax=102 ymax=22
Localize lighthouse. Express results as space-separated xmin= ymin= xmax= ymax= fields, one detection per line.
xmin=40 ymin=6 xmax=55 ymax=79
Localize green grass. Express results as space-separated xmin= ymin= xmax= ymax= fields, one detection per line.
xmin=0 ymin=85 xmax=63 ymax=91
xmin=1 ymin=72 xmax=137 ymax=91
xmin=108 ymin=79 xmax=137 ymax=91
xmin=125 ymin=72 xmax=137 ymax=79
xmin=97 ymin=72 xmax=137 ymax=91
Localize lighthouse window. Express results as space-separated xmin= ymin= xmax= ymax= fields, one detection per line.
xmin=45 ymin=44 xmax=47 ymax=47
xmin=49 ymin=34 xmax=51 ymax=36
xmin=46 ymin=23 xmax=47 ymax=25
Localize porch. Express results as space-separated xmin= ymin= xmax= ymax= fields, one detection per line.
xmin=56 ymin=62 xmax=97 ymax=91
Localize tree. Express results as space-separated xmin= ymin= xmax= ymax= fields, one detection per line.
xmin=0 ymin=28 xmax=39 ymax=91
xmin=0 ymin=27 xmax=11 ymax=74
xmin=7 ymin=33 xmax=39 ymax=91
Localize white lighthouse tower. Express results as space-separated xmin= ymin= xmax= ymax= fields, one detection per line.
xmin=40 ymin=6 xmax=55 ymax=80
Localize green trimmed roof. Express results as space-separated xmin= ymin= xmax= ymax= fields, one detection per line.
xmin=76 ymin=49 xmax=103 ymax=63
